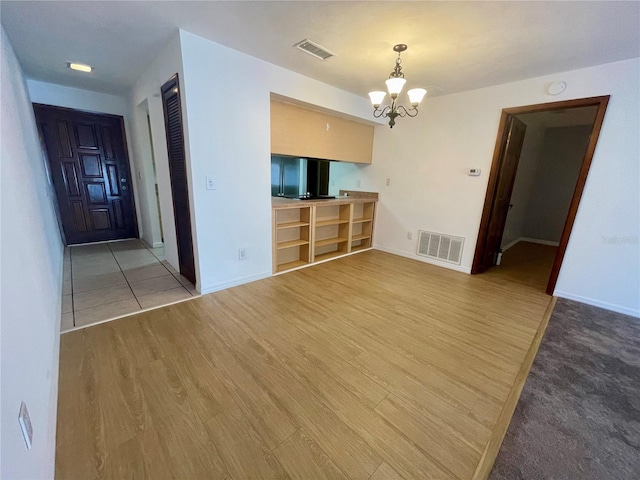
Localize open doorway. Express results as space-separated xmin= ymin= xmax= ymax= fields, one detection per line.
xmin=134 ymin=98 xmax=164 ymax=249
xmin=472 ymin=96 xmax=609 ymax=294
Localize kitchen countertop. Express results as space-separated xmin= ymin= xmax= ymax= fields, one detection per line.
xmin=272 ymin=194 xmax=377 ymax=209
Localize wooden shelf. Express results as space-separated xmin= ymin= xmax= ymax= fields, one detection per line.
xmin=277 ymin=220 xmax=310 ymax=230
xmin=315 ymin=237 xmax=348 ymax=248
xmin=313 ymin=251 xmax=347 ymax=263
xmin=277 ymin=239 xmax=310 ymax=250
xmin=276 ymin=260 xmax=308 ymax=272
xmin=273 ymin=199 xmax=375 ymax=274
xmin=351 ymin=233 xmax=371 ymax=242
xmin=315 ymin=218 xmax=350 ymax=227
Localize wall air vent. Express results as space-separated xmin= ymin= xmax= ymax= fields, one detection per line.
xmin=293 ymin=39 xmax=336 ymax=60
xmin=417 ymin=230 xmax=464 ymax=265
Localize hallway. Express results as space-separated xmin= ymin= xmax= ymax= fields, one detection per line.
xmin=61 ymin=239 xmax=197 ymax=332
xmin=483 ymin=241 xmax=557 ymax=292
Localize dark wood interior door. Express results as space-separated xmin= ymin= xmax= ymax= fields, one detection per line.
xmin=161 ymin=75 xmax=196 ymax=284
xmin=34 ymin=104 xmax=138 ymax=244
xmin=478 ymin=116 xmax=527 ymax=272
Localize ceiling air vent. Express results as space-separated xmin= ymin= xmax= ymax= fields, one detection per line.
xmin=293 ymin=39 xmax=336 ymax=60
xmin=417 ymin=230 xmax=464 ymax=265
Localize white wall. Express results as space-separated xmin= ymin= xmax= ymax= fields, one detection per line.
xmin=26 ymin=79 xmax=145 ymax=241
xmin=524 ymin=126 xmax=591 ymax=242
xmin=362 ymin=58 xmax=639 ymax=316
xmin=27 ymin=79 xmax=129 ymax=116
xmin=1 ymin=27 xmax=63 ymax=479
xmin=130 ymin=99 xmax=163 ymax=248
xmin=129 ymin=35 xmax=185 ymax=274
xmin=177 ymin=30 xmax=374 ymax=293
xmin=502 ymin=124 xmax=590 ymax=248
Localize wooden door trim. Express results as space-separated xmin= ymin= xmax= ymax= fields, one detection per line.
xmin=471 ymin=96 xmax=610 ymax=295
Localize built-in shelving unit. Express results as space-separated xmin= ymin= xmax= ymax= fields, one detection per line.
xmin=273 ymin=199 xmax=376 ymax=274
xmin=313 ymin=204 xmax=351 ymax=262
xmin=273 ymin=206 xmax=311 ymax=273
xmin=351 ymin=201 xmax=374 ymax=252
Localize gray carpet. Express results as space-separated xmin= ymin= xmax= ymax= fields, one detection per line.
xmin=490 ymin=298 xmax=640 ymax=480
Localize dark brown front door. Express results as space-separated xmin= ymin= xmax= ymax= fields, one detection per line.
xmin=34 ymin=104 xmax=138 ymax=244
xmin=161 ymin=75 xmax=196 ymax=284
xmin=477 ymin=116 xmax=527 ymax=272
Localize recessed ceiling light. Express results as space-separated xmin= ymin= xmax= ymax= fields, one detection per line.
xmin=68 ymin=62 xmax=92 ymax=73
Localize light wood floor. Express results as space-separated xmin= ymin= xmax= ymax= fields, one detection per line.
xmin=56 ymin=250 xmax=552 ymax=479
xmin=483 ymin=241 xmax=557 ymax=291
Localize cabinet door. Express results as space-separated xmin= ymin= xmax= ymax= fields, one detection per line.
xmin=270 ymin=100 xmax=374 ymax=164
xmin=325 ymin=115 xmax=374 ymax=164
xmin=271 ymin=100 xmax=327 ymax=159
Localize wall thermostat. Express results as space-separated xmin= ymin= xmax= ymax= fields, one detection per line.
xmin=468 ymin=168 xmax=481 ymax=176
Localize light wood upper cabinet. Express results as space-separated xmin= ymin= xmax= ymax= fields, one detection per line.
xmin=270 ymin=100 xmax=374 ymax=164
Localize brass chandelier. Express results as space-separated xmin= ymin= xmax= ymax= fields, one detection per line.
xmin=368 ymin=44 xmax=427 ymax=128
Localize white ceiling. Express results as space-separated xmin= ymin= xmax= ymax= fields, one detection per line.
xmin=2 ymin=1 xmax=639 ymax=98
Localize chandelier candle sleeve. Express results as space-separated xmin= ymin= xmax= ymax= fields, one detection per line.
xmin=368 ymin=44 xmax=427 ymax=128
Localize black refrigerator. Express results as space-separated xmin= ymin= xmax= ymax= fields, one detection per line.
xmin=271 ymin=156 xmax=330 ymax=197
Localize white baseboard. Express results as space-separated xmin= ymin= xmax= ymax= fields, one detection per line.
xmin=502 ymin=237 xmax=560 ymax=251
xmin=501 ymin=238 xmax=521 ymax=251
xmin=553 ymin=290 xmax=640 ymax=318
xmin=373 ymin=244 xmax=472 ymax=274
xmin=521 ymin=237 xmax=560 ymax=247
xmin=200 ymin=271 xmax=272 ymax=295
xmin=272 ymin=247 xmax=374 ymax=276
xmin=139 ymin=238 xmax=164 ymax=249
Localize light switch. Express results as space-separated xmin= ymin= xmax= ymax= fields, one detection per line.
xmin=468 ymin=168 xmax=481 ymax=176
xmin=206 ymin=176 xmax=215 ymax=190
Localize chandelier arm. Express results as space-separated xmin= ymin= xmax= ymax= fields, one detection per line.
xmin=373 ymin=105 xmax=392 ymax=118
xmin=395 ymin=105 xmax=419 ymax=118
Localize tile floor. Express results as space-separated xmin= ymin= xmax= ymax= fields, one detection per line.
xmin=61 ymin=239 xmax=197 ymax=332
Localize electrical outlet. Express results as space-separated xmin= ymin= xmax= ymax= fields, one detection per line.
xmin=356 ymin=180 xmax=361 ymax=188
xmin=407 ymin=231 xmax=413 ymax=240
xmin=18 ymin=402 xmax=33 ymax=449
xmin=386 ymin=178 xmax=391 ymax=186
xmin=238 ymin=248 xmax=247 ymax=260
xmin=206 ymin=176 xmax=215 ymax=190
